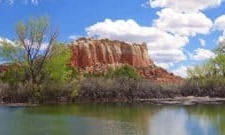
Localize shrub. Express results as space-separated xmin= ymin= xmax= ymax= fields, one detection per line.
xmin=105 ymin=64 xmax=139 ymax=79
xmin=0 ymin=66 xmax=25 ymax=86
xmin=44 ymin=44 xmax=79 ymax=83
xmin=76 ymin=77 xmax=180 ymax=103
xmin=181 ymin=77 xmax=225 ymax=97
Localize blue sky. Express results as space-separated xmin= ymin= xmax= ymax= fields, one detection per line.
xmin=0 ymin=0 xmax=225 ymax=77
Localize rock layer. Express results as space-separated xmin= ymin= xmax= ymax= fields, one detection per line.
xmin=70 ymin=38 xmax=152 ymax=68
xmin=70 ymin=38 xmax=182 ymax=83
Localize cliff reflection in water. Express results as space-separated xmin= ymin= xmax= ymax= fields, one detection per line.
xmin=0 ymin=104 xmax=224 ymax=135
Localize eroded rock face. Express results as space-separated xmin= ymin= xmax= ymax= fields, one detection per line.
xmin=138 ymin=67 xmax=183 ymax=84
xmin=70 ymin=38 xmax=152 ymax=68
xmin=70 ymin=38 xmax=183 ymax=83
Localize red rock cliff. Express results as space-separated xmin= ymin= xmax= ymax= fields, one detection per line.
xmin=70 ymin=38 xmax=152 ymax=68
xmin=70 ymin=38 xmax=182 ymax=83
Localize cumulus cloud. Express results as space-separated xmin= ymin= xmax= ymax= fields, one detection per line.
xmin=189 ymin=48 xmax=216 ymax=61
xmin=199 ymin=38 xmax=206 ymax=46
xmin=149 ymin=0 xmax=224 ymax=13
xmin=85 ymin=1 xmax=224 ymax=75
xmin=153 ymin=8 xmax=213 ymax=36
xmin=86 ymin=19 xmax=188 ymax=68
xmin=154 ymin=62 xmax=174 ymax=69
xmin=214 ymin=15 xmax=225 ymax=42
xmin=214 ymin=15 xmax=225 ymax=31
xmin=0 ymin=36 xmax=14 ymax=45
xmin=149 ymin=49 xmax=186 ymax=64
xmin=0 ymin=36 xmax=48 ymax=51
xmin=218 ymin=35 xmax=225 ymax=43
xmin=171 ymin=66 xmax=190 ymax=78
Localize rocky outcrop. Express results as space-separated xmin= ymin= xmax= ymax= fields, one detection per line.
xmin=138 ymin=66 xmax=182 ymax=83
xmin=70 ymin=38 xmax=152 ymax=68
xmin=70 ymin=38 xmax=183 ymax=83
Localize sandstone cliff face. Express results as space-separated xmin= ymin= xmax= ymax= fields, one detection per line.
xmin=70 ymin=38 xmax=182 ymax=83
xmin=70 ymin=38 xmax=152 ymax=68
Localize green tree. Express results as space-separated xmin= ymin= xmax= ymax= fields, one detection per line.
xmin=187 ymin=39 xmax=225 ymax=83
xmin=0 ymin=16 xmax=58 ymax=88
xmin=44 ymin=43 xmax=78 ymax=83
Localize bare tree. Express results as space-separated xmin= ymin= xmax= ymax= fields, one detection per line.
xmin=17 ymin=16 xmax=58 ymax=84
xmin=1 ymin=16 xmax=58 ymax=86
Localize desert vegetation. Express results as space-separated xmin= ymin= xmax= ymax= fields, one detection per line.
xmin=0 ymin=16 xmax=79 ymax=103
xmin=1 ymin=16 xmax=225 ymax=104
xmin=182 ymin=40 xmax=225 ymax=97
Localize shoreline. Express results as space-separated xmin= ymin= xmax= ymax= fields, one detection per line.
xmin=1 ymin=96 xmax=225 ymax=106
xmin=134 ymin=96 xmax=225 ymax=105
xmin=0 ymin=102 xmax=37 ymax=107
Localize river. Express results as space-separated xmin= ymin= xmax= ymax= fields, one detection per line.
xmin=0 ymin=104 xmax=224 ymax=135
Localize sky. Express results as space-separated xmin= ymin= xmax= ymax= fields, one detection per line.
xmin=0 ymin=0 xmax=225 ymax=77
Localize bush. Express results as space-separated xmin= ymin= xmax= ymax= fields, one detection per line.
xmin=76 ymin=77 xmax=180 ymax=103
xmin=44 ymin=44 xmax=79 ymax=83
xmin=0 ymin=82 xmax=33 ymax=103
xmin=0 ymin=66 xmax=25 ymax=86
xmin=36 ymin=79 xmax=80 ymax=103
xmin=105 ymin=64 xmax=140 ymax=79
xmin=181 ymin=77 xmax=225 ymax=97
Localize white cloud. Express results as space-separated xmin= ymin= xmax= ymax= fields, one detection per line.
xmin=149 ymin=49 xmax=186 ymax=64
xmin=86 ymin=19 xmax=188 ymax=68
xmin=199 ymin=38 xmax=206 ymax=46
xmin=153 ymin=8 xmax=213 ymax=36
xmin=214 ymin=15 xmax=225 ymax=31
xmin=0 ymin=36 xmax=48 ymax=51
xmin=150 ymin=109 xmax=189 ymax=135
xmin=171 ymin=66 xmax=190 ymax=78
xmin=218 ymin=35 xmax=225 ymax=43
xmin=154 ymin=62 xmax=173 ymax=69
xmin=0 ymin=36 xmax=14 ymax=45
xmin=190 ymin=48 xmax=216 ymax=61
xmin=86 ymin=19 xmax=189 ymax=49
xmin=86 ymin=19 xmax=155 ymax=43
xmin=149 ymin=0 xmax=224 ymax=13
xmin=214 ymin=15 xmax=225 ymax=42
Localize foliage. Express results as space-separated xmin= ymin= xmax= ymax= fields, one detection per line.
xmin=16 ymin=16 xmax=58 ymax=85
xmin=0 ymin=66 xmax=25 ymax=86
xmin=188 ymin=40 xmax=225 ymax=78
xmin=185 ymin=39 xmax=225 ymax=96
xmin=0 ymin=41 xmax=24 ymax=63
xmin=105 ymin=64 xmax=140 ymax=79
xmin=44 ymin=43 xmax=78 ymax=83
xmin=0 ymin=16 xmax=59 ymax=92
xmin=0 ymin=16 xmax=80 ymax=103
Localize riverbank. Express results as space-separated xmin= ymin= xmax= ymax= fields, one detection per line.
xmin=135 ymin=96 xmax=225 ymax=105
xmin=1 ymin=96 xmax=225 ymax=106
xmin=0 ymin=102 xmax=37 ymax=107
xmin=1 ymin=77 xmax=225 ymax=105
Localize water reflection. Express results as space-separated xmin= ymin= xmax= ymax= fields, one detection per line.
xmin=0 ymin=104 xmax=224 ymax=135
xmin=149 ymin=108 xmax=218 ymax=135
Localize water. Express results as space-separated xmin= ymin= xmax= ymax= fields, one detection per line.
xmin=0 ymin=104 xmax=224 ymax=135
